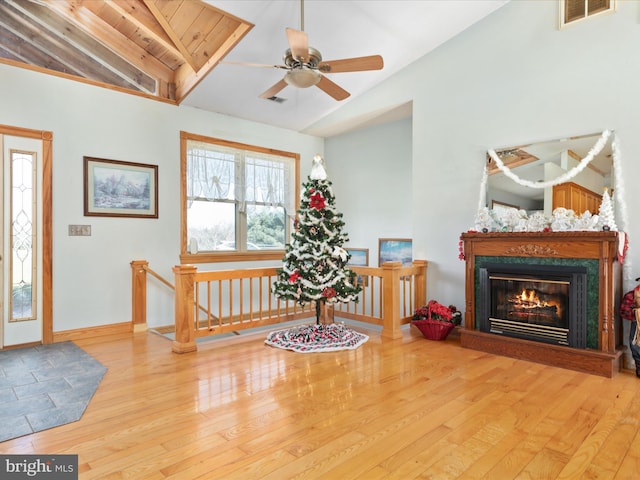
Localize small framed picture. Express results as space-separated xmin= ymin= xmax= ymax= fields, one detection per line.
xmin=346 ymin=248 xmax=368 ymax=267
xmin=84 ymin=156 xmax=158 ymax=218
xmin=378 ymin=238 xmax=412 ymax=266
xmin=347 ymin=248 xmax=369 ymax=286
xmin=492 ymin=200 xmax=519 ymax=212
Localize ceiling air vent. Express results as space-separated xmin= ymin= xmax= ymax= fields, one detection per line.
xmin=560 ymin=0 xmax=616 ymax=28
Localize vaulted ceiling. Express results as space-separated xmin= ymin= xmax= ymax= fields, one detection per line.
xmin=0 ymin=0 xmax=510 ymax=136
xmin=0 ymin=0 xmax=253 ymax=103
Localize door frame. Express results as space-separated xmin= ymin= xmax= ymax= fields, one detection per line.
xmin=1 ymin=124 xmax=53 ymax=344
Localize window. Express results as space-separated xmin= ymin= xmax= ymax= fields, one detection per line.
xmin=560 ymin=0 xmax=615 ymax=28
xmin=180 ymin=132 xmax=299 ymax=263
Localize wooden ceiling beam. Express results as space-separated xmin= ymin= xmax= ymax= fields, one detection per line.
xmin=41 ymin=0 xmax=173 ymax=87
xmin=142 ymin=0 xmax=199 ymax=71
xmin=0 ymin=0 xmax=146 ymax=91
xmin=105 ymin=0 xmax=183 ymax=61
xmin=0 ymin=0 xmax=79 ymax=73
xmin=11 ymin=0 xmax=155 ymax=92
xmin=0 ymin=42 xmax=22 ymax=63
xmin=0 ymin=22 xmax=80 ymax=75
xmin=487 ymin=149 xmax=540 ymax=176
xmin=173 ymin=21 xmax=252 ymax=103
xmin=0 ymin=0 xmax=252 ymax=105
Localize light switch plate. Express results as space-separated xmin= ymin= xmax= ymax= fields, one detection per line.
xmin=69 ymin=225 xmax=91 ymax=236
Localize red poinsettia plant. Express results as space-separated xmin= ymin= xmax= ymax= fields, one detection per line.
xmin=413 ymin=300 xmax=462 ymax=326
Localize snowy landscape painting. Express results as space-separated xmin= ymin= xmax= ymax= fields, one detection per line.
xmin=84 ymin=157 xmax=158 ymax=218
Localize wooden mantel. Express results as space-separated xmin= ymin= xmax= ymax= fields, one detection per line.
xmin=460 ymin=231 xmax=623 ymax=377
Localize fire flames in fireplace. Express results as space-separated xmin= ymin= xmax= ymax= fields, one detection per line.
xmin=491 ymin=276 xmax=568 ymax=329
xmin=507 ymin=288 xmax=562 ymax=324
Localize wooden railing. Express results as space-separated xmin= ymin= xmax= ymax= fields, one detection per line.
xmin=336 ymin=260 xmax=428 ymax=338
xmin=131 ymin=260 xmax=428 ymax=353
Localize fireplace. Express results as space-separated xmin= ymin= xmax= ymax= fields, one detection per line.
xmin=460 ymin=232 xmax=622 ymax=377
xmin=478 ymin=264 xmax=587 ymax=348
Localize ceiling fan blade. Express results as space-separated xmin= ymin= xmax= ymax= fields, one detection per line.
xmin=286 ymin=27 xmax=309 ymax=62
xmin=221 ymin=60 xmax=289 ymax=70
xmin=316 ymin=75 xmax=350 ymax=101
xmin=259 ymin=79 xmax=288 ymax=99
xmin=318 ymin=55 xmax=384 ymax=73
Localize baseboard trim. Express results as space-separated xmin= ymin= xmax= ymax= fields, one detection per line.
xmin=53 ymin=322 xmax=132 ymax=342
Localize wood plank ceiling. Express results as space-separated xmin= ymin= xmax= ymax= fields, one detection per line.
xmin=0 ymin=0 xmax=253 ymax=104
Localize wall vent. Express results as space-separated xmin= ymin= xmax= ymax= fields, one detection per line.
xmin=560 ymin=0 xmax=616 ymax=28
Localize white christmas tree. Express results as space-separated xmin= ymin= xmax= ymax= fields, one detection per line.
xmin=598 ymin=188 xmax=617 ymax=231
xmin=272 ymin=155 xmax=362 ymax=323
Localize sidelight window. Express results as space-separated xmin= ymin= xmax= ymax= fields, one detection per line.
xmin=10 ymin=150 xmax=36 ymax=321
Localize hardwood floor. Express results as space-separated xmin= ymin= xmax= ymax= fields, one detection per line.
xmin=2 ymin=325 xmax=640 ymax=479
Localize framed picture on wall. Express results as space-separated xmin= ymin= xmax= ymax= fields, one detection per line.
xmin=346 ymin=248 xmax=368 ymax=267
xmin=378 ymin=238 xmax=412 ymax=266
xmin=492 ymin=200 xmax=519 ymax=212
xmin=84 ymin=156 xmax=158 ymax=218
xmin=346 ymin=248 xmax=369 ymax=286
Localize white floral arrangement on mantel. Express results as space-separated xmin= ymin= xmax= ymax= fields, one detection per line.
xmin=473 ymin=206 xmax=611 ymax=233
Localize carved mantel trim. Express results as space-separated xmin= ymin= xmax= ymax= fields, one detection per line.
xmin=504 ymin=244 xmax=559 ymax=256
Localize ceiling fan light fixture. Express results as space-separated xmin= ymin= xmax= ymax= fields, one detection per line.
xmin=284 ymin=68 xmax=321 ymax=88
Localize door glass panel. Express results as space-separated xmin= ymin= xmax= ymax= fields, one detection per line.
xmin=10 ymin=150 xmax=36 ymax=321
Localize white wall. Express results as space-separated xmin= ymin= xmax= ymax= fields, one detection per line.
xmin=318 ymin=0 xmax=640 ymax=306
xmin=325 ymin=117 xmax=412 ymax=265
xmin=0 ymin=64 xmax=323 ymax=334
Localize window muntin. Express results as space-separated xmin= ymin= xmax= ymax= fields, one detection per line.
xmin=181 ymin=132 xmax=299 ymax=262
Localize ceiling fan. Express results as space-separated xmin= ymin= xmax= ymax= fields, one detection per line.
xmin=222 ymin=0 xmax=384 ymax=101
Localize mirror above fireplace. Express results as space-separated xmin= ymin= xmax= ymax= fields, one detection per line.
xmin=486 ymin=132 xmax=614 ymax=217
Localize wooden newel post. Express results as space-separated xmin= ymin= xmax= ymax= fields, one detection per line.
xmin=412 ymin=260 xmax=428 ymax=310
xmin=381 ymin=261 xmax=403 ymax=340
xmin=173 ymin=264 xmax=198 ymax=354
xmin=130 ymin=260 xmax=148 ymax=332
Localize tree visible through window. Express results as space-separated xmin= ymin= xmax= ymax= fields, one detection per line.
xmin=180 ymin=132 xmax=299 ymax=262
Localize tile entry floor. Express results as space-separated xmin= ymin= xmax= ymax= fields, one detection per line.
xmin=0 ymin=341 xmax=107 ymax=442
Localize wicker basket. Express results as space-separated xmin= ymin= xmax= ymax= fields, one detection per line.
xmin=412 ymin=318 xmax=455 ymax=341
